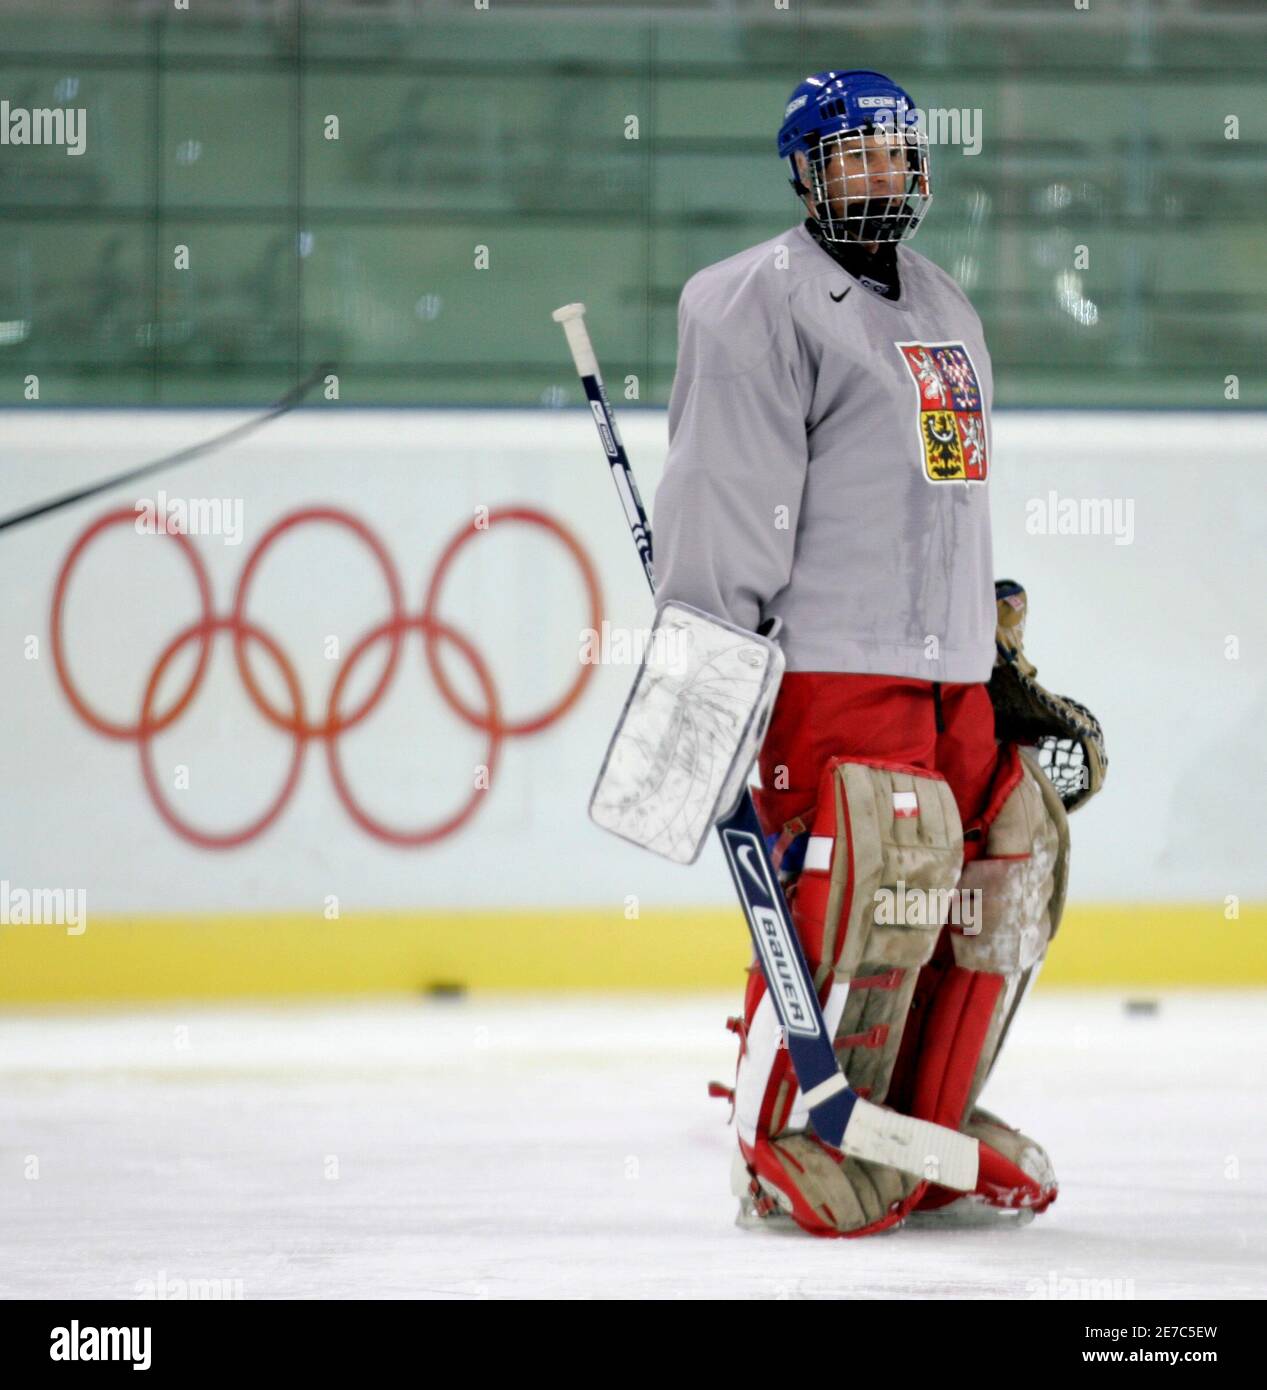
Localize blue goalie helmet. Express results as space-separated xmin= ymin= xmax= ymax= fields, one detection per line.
xmin=777 ymin=70 xmax=931 ymax=245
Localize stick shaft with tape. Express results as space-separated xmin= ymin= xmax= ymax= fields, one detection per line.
xmin=552 ymin=304 xmax=653 ymax=592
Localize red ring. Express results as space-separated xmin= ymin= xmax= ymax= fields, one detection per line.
xmin=54 ymin=503 xmax=600 ymax=850
xmin=51 ymin=507 xmax=215 ymax=740
xmin=231 ymin=508 xmax=406 ymax=738
xmin=421 ymin=507 xmax=602 ymax=736
xmin=138 ymin=616 xmax=307 ymax=850
xmin=325 ymin=614 xmax=503 ymax=846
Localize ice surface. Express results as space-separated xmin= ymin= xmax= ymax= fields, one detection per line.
xmin=1 ymin=990 xmax=1264 ymax=1299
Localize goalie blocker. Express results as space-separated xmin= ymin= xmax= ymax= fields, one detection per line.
xmin=589 ymin=601 xmax=785 ymax=864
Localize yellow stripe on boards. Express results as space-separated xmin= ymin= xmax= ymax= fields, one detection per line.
xmin=0 ymin=904 xmax=1261 ymax=1004
xmin=0 ymin=909 xmax=748 ymax=1004
xmin=1041 ymin=902 xmax=1264 ymax=987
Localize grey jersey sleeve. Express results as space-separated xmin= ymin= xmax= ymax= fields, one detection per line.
xmin=651 ymin=273 xmax=810 ymax=635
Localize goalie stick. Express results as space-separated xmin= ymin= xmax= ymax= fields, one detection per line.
xmin=552 ymin=302 xmax=979 ymax=1193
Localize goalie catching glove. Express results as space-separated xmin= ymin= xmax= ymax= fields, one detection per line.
xmin=989 ymin=579 xmax=1107 ymax=813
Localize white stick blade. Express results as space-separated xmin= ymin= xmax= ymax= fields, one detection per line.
xmin=841 ymin=1097 xmax=980 ymax=1193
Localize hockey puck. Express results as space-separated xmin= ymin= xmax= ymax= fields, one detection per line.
xmin=1124 ymin=998 xmax=1159 ymax=1016
xmin=421 ymin=982 xmax=467 ymax=1000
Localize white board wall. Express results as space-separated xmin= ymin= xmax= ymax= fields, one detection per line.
xmin=1 ymin=408 xmax=1263 ymax=913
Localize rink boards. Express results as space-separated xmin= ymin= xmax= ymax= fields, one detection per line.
xmin=0 ymin=903 xmax=1265 ymax=1003
xmin=2 ymin=408 xmax=1264 ymax=1001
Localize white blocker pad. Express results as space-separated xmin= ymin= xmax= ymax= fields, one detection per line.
xmin=589 ymin=601 xmax=785 ymax=864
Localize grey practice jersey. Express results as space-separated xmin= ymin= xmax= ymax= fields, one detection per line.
xmin=652 ymin=220 xmax=997 ymax=683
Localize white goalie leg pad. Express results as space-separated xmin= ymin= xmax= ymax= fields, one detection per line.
xmin=953 ymin=747 xmax=1071 ymax=1119
xmin=588 ymin=601 xmax=784 ymax=864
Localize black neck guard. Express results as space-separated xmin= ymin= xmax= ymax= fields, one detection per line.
xmin=803 ymin=217 xmax=901 ymax=302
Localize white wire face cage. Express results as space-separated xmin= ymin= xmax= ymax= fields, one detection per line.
xmin=800 ymin=123 xmax=932 ymax=245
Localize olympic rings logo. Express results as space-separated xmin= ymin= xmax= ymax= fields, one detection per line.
xmin=51 ymin=505 xmax=603 ymax=849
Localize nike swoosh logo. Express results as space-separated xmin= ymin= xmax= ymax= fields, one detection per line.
xmin=737 ymin=843 xmax=767 ymax=894
xmin=830 ymin=288 xmax=851 ymax=302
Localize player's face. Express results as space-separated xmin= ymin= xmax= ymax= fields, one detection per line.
xmin=800 ymin=126 xmax=914 ymax=246
xmin=820 ymin=127 xmax=910 ymax=212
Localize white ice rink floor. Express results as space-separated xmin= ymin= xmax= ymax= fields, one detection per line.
xmin=2 ymin=990 xmax=1265 ymax=1300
